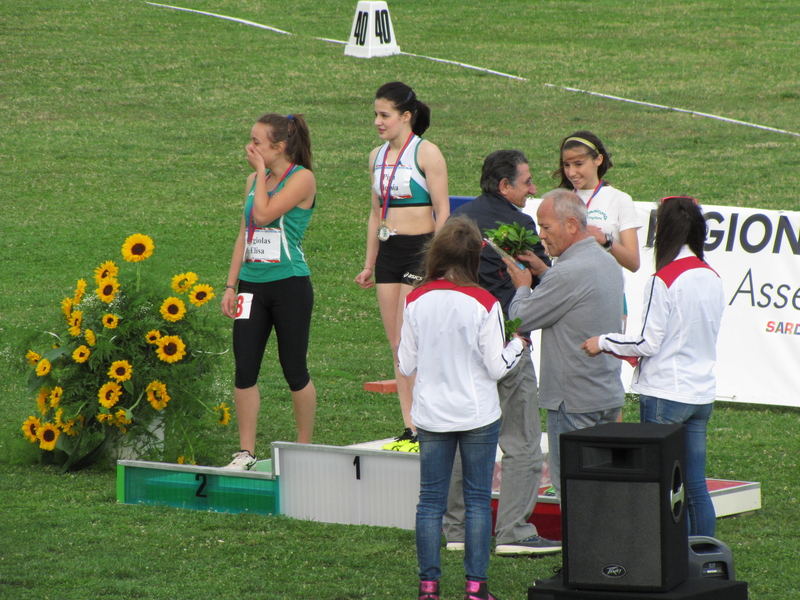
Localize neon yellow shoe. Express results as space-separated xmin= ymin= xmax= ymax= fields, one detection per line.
xmin=394 ymin=438 xmax=419 ymax=452
xmin=382 ymin=428 xmax=417 ymax=451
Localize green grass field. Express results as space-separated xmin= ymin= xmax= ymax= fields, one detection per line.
xmin=1 ymin=1 xmax=799 ymax=598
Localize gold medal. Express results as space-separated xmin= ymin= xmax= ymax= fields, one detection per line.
xmin=377 ymin=224 xmax=391 ymax=241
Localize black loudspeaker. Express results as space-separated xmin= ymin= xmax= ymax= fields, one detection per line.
xmin=688 ymin=536 xmax=736 ymax=580
xmin=528 ymin=577 xmax=749 ymax=600
xmin=561 ymin=423 xmax=688 ymax=592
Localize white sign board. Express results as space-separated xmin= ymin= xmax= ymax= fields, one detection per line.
xmin=523 ymin=199 xmax=800 ymax=408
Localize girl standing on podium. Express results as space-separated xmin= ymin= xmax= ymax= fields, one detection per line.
xmin=221 ymin=113 xmax=317 ymax=470
xmin=581 ymin=196 xmax=725 ymax=537
xmin=354 ymin=82 xmax=450 ymax=451
xmin=399 ymin=216 xmax=525 ymax=600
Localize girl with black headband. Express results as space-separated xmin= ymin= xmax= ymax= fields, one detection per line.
xmin=553 ymin=130 xmax=642 ymax=274
xmin=354 ymin=82 xmax=450 ymax=452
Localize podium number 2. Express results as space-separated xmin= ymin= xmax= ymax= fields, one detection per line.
xmin=195 ymin=473 xmax=208 ymax=497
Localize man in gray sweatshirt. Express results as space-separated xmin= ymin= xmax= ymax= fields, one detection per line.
xmin=505 ymin=188 xmax=625 ymax=501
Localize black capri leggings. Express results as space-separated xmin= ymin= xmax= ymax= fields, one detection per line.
xmin=233 ymin=276 xmax=314 ymax=391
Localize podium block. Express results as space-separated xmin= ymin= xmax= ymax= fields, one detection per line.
xmin=344 ymin=2 xmax=401 ymax=58
xmin=118 ymin=460 xmax=278 ymax=516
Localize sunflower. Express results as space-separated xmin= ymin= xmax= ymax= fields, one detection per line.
xmin=22 ymin=416 xmax=41 ymax=443
xmin=54 ymin=408 xmax=64 ymax=426
xmin=160 ymin=297 xmax=187 ymax=322
xmin=25 ymin=350 xmax=41 ymax=366
xmin=35 ymin=358 xmax=51 ymax=377
xmin=94 ymin=260 xmax=119 ymax=285
xmin=108 ymin=360 xmax=133 ymax=383
xmin=98 ymin=381 xmax=122 ymax=409
xmin=84 ymin=329 xmax=96 ymax=347
xmin=96 ymin=277 xmax=120 ymax=304
xmin=36 ymin=388 xmax=50 ymax=415
xmin=155 ymin=335 xmax=187 ymax=363
xmin=72 ymin=345 xmax=91 ymax=363
xmin=121 ymin=233 xmax=155 ymax=263
xmin=102 ymin=314 xmax=119 ymax=329
xmin=114 ymin=408 xmax=132 ymax=427
xmin=97 ymin=412 xmax=113 ymax=424
xmin=214 ymin=402 xmax=231 ymax=426
xmin=146 ymin=380 xmax=170 ymax=410
xmin=145 ymin=330 xmax=162 ymax=344
xmin=171 ymin=272 xmax=198 ymax=293
xmin=73 ymin=279 xmax=87 ymax=306
xmin=37 ymin=423 xmax=60 ymax=451
xmin=61 ymin=296 xmax=73 ymax=319
xmin=68 ymin=310 xmax=83 ymax=337
xmin=189 ymin=284 xmax=215 ymax=307
xmin=49 ymin=386 xmax=63 ymax=408
xmin=61 ymin=417 xmax=80 ymax=436
xmin=177 ymin=456 xmax=196 ymax=465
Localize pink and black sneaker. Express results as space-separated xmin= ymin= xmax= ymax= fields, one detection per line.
xmin=464 ymin=580 xmax=498 ymax=600
xmin=418 ymin=580 xmax=439 ymax=600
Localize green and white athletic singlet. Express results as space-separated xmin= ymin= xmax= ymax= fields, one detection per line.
xmin=239 ymin=165 xmax=314 ymax=283
xmin=371 ymin=135 xmax=432 ymax=208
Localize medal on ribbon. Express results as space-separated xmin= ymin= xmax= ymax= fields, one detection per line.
xmin=377 ymin=133 xmax=415 ymax=241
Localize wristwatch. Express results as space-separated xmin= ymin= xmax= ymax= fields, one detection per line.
xmin=603 ymin=233 xmax=613 ymax=251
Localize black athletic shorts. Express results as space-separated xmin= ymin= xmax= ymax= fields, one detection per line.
xmin=374 ymin=233 xmax=432 ymax=286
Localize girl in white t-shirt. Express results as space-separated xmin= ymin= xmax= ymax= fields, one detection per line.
xmin=553 ymin=131 xmax=642 ymax=273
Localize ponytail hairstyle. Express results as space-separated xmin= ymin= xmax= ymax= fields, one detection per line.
xmin=375 ymin=81 xmax=431 ymax=136
xmin=654 ymin=196 xmax=706 ymax=271
xmin=256 ymin=113 xmax=313 ymax=171
xmin=552 ymin=130 xmax=613 ymax=189
xmin=420 ymin=215 xmax=482 ymax=287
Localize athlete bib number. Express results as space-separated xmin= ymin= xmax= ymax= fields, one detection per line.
xmin=245 ymin=228 xmax=282 ymax=263
xmin=375 ymin=164 xmax=413 ymax=200
xmin=235 ymin=293 xmax=254 ymax=320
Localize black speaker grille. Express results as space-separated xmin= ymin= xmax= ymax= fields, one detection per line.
xmin=566 ymin=479 xmax=662 ymax=587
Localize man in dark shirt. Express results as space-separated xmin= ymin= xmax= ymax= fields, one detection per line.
xmin=444 ymin=150 xmax=560 ymax=556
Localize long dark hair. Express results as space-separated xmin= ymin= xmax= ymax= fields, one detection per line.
xmin=257 ymin=113 xmax=313 ymax=170
xmin=375 ymin=81 xmax=431 ymax=137
xmin=552 ymin=130 xmax=613 ymax=189
xmin=420 ymin=216 xmax=482 ymax=287
xmin=655 ymin=196 xmax=706 ymax=271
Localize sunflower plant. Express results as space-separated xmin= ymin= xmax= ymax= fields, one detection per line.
xmin=20 ymin=233 xmax=228 ymax=471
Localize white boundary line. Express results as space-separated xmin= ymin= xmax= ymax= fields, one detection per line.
xmin=147 ymin=2 xmax=800 ymax=138
xmin=399 ymin=52 xmax=528 ymax=81
xmin=545 ymin=84 xmax=800 ymax=138
xmin=146 ymin=2 xmax=292 ymax=35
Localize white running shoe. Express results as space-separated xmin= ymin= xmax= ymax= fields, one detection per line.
xmin=224 ymin=450 xmax=257 ymax=470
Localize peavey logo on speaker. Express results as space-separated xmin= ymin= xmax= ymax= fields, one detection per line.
xmin=601 ymin=565 xmax=627 ymax=578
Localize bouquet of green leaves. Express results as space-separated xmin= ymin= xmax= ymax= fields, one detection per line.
xmin=483 ymin=221 xmax=540 ymax=256
xmin=504 ymin=317 xmax=522 ymax=340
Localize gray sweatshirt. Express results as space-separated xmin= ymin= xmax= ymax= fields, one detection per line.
xmin=509 ymin=237 xmax=625 ymax=413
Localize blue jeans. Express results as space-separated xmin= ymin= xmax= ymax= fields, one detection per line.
xmin=416 ymin=420 xmax=500 ymax=582
xmin=639 ymin=396 xmax=716 ymax=537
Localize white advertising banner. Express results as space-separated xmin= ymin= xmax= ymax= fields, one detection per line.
xmin=523 ymin=199 xmax=800 ymax=408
